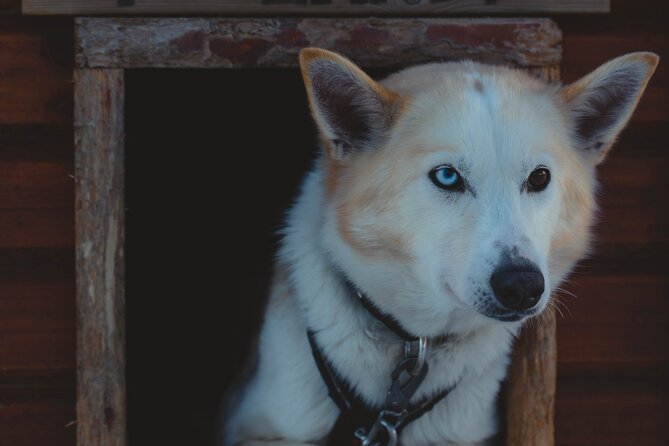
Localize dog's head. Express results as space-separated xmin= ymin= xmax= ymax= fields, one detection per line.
xmin=299 ymin=48 xmax=658 ymax=336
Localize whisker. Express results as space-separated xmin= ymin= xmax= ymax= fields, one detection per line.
xmin=554 ymin=287 xmax=578 ymax=299
xmin=547 ymin=300 xmax=565 ymax=318
xmin=559 ymin=277 xmax=580 ymax=286
xmin=554 ymin=298 xmax=572 ymax=316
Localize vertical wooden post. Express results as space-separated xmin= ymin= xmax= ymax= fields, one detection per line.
xmin=74 ymin=68 xmax=127 ymax=446
xmin=505 ymin=312 xmax=557 ymax=446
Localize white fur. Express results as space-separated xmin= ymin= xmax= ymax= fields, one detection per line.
xmin=224 ymin=50 xmax=658 ymax=445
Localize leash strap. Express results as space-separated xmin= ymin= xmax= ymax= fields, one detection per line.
xmin=307 ymin=330 xmax=353 ymax=413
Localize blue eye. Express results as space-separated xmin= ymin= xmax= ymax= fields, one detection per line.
xmin=429 ymin=165 xmax=464 ymax=191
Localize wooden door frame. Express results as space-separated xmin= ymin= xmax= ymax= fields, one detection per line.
xmin=73 ymin=17 xmax=561 ymax=446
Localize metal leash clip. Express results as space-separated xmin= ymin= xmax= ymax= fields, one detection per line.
xmin=354 ymin=409 xmax=406 ymax=446
xmin=354 ymin=337 xmax=429 ymax=446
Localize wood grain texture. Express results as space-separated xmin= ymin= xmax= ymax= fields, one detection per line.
xmin=0 ymin=210 xmax=73 ymax=248
xmin=557 ymin=274 xmax=669 ymax=372
xmin=0 ymin=398 xmax=75 ymax=446
xmin=556 ymin=377 xmax=669 ymax=445
xmin=0 ymin=124 xmax=74 ymax=163
xmin=0 ymin=246 xmax=75 ymax=446
xmin=506 ymin=310 xmax=557 ymax=446
xmin=74 ymin=69 xmax=126 ymax=446
xmin=75 ymin=17 xmax=562 ymax=69
xmin=24 ymin=0 xmax=609 ymax=15
xmin=0 ymin=162 xmax=73 ymax=209
xmin=0 ymin=245 xmax=74 ymax=372
xmin=0 ymin=18 xmax=73 ymax=124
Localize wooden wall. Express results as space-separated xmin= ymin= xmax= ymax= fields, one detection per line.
xmin=0 ymin=1 xmax=666 ymax=444
xmin=0 ymin=9 xmax=76 ymax=446
xmin=556 ymin=3 xmax=669 ymax=444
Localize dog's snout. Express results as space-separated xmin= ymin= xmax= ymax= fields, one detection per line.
xmin=490 ymin=264 xmax=544 ymax=311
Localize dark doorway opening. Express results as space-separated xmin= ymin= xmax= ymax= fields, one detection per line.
xmin=124 ymin=68 xmax=317 ymax=446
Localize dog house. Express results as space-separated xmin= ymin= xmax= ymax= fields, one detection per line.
xmin=72 ymin=17 xmax=562 ymax=446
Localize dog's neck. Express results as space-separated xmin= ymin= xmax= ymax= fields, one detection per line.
xmin=339 ymin=272 xmax=460 ymax=349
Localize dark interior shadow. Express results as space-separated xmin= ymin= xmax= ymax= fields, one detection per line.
xmin=125 ymin=68 xmax=317 ymax=446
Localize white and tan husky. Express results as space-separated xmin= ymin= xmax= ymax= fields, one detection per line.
xmin=225 ymin=48 xmax=658 ymax=445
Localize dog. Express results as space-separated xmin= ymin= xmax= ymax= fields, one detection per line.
xmin=224 ymin=48 xmax=658 ymax=445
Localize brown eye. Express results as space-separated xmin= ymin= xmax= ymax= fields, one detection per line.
xmin=527 ymin=167 xmax=550 ymax=192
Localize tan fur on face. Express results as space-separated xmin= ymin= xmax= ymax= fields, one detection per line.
xmin=326 ymin=62 xmax=558 ymax=261
xmin=333 ymin=147 xmax=419 ymax=260
xmin=548 ymin=148 xmax=597 ymax=280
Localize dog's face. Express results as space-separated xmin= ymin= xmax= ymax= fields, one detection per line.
xmin=300 ymin=49 xmax=658 ymax=336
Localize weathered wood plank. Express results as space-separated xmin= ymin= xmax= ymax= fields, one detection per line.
xmin=74 ymin=68 xmax=126 ymax=446
xmin=506 ymin=311 xmax=557 ymax=446
xmin=75 ymin=17 xmax=562 ymax=69
xmin=24 ymin=0 xmax=610 ymax=15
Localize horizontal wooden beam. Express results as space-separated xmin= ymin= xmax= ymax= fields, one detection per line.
xmin=25 ymin=0 xmax=610 ymax=15
xmin=76 ymin=18 xmax=561 ymax=69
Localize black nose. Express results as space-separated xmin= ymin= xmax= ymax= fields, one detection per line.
xmin=490 ymin=265 xmax=545 ymax=311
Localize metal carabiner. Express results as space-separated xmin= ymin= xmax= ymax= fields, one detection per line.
xmin=379 ymin=419 xmax=399 ymax=446
xmin=354 ymin=425 xmax=382 ymax=446
xmin=354 ymin=410 xmax=406 ymax=446
xmin=404 ymin=337 xmax=428 ymax=376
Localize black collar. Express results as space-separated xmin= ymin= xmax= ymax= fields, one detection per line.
xmin=342 ymin=277 xmax=419 ymax=342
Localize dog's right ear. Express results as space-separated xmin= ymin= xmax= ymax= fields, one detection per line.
xmin=299 ymin=48 xmax=400 ymax=160
xmin=561 ymin=52 xmax=659 ymax=164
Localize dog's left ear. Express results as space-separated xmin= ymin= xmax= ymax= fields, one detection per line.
xmin=561 ymin=52 xmax=659 ymax=164
xmin=299 ymin=47 xmax=401 ymax=160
